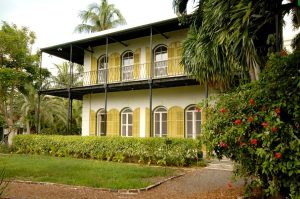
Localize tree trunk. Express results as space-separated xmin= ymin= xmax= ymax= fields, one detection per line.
xmin=26 ymin=120 xmax=31 ymax=134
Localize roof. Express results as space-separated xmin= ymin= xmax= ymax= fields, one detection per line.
xmin=41 ymin=17 xmax=189 ymax=65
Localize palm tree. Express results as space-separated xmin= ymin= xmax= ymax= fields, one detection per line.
xmin=52 ymin=62 xmax=83 ymax=88
xmin=173 ymin=0 xmax=288 ymax=88
xmin=20 ymin=84 xmax=67 ymax=134
xmin=75 ymin=0 xmax=126 ymax=33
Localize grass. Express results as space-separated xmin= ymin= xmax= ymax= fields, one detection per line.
xmin=0 ymin=154 xmax=178 ymax=189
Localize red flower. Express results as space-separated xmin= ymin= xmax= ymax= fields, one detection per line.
xmin=249 ymin=99 xmax=255 ymax=106
xmin=234 ymin=119 xmax=241 ymax=125
xmin=250 ymin=139 xmax=257 ymax=145
xmin=196 ymin=107 xmax=201 ymax=112
xmin=219 ymin=142 xmax=228 ymax=148
xmin=239 ymin=141 xmax=246 ymax=147
xmin=274 ymin=152 xmax=282 ymax=159
xmin=275 ymin=108 xmax=281 ymax=114
xmin=220 ymin=108 xmax=226 ymax=113
xmin=247 ymin=116 xmax=254 ymax=123
xmin=271 ymin=127 xmax=278 ymax=133
xmin=261 ymin=122 xmax=268 ymax=128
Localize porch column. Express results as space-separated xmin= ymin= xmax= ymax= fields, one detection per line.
xmin=67 ymin=44 xmax=73 ymax=134
xmin=37 ymin=51 xmax=42 ymax=134
xmin=149 ymin=27 xmax=153 ymax=137
xmin=104 ymin=37 xmax=109 ymax=136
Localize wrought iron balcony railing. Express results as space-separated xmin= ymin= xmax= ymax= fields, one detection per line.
xmin=44 ymin=57 xmax=186 ymax=90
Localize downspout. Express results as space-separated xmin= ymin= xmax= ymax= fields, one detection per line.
xmin=104 ymin=37 xmax=109 ymax=136
xmin=149 ymin=27 xmax=153 ymax=137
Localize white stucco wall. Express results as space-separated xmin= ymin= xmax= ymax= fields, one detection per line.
xmin=81 ymin=85 xmax=205 ymax=136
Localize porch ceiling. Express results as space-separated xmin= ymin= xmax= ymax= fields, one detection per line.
xmin=41 ymin=18 xmax=188 ymax=65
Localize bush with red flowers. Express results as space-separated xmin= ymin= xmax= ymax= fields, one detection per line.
xmin=201 ymin=51 xmax=300 ymax=198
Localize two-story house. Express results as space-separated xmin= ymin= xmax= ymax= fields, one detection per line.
xmin=40 ymin=17 xmax=209 ymax=138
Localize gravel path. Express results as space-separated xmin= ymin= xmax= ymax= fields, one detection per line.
xmin=3 ymin=159 xmax=244 ymax=199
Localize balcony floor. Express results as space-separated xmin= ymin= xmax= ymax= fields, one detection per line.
xmin=40 ymin=76 xmax=199 ymax=100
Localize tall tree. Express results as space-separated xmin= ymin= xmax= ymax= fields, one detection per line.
xmin=75 ymin=0 xmax=126 ymax=33
xmin=0 ymin=22 xmax=38 ymax=144
xmin=173 ymin=0 xmax=292 ymax=88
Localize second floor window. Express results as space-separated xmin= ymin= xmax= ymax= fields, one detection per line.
xmin=97 ymin=55 xmax=107 ymax=83
xmin=122 ymin=51 xmax=134 ymax=81
xmin=154 ymin=45 xmax=168 ymax=77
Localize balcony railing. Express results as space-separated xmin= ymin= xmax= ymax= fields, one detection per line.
xmin=45 ymin=57 xmax=186 ymax=89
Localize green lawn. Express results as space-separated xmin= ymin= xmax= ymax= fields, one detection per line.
xmin=0 ymin=154 xmax=178 ymax=189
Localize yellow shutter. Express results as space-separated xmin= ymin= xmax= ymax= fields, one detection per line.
xmin=134 ymin=48 xmax=141 ymax=80
xmin=132 ymin=108 xmax=140 ymax=137
xmin=201 ymin=109 xmax=206 ymax=124
xmin=107 ymin=109 xmax=120 ymax=136
xmin=108 ymin=53 xmax=120 ymax=83
xmin=89 ymin=110 xmax=96 ymax=136
xmin=167 ymin=106 xmax=184 ymax=138
xmin=167 ymin=42 xmax=175 ymax=76
xmin=145 ymin=107 xmax=150 ymax=137
xmin=175 ymin=42 xmax=184 ymax=75
xmin=146 ymin=47 xmax=151 ymax=79
xmin=91 ymin=56 xmax=97 ymax=85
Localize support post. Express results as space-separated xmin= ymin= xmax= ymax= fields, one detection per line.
xmin=67 ymin=44 xmax=73 ymax=134
xmin=104 ymin=37 xmax=109 ymax=136
xmin=149 ymin=27 xmax=153 ymax=137
xmin=37 ymin=52 xmax=42 ymax=134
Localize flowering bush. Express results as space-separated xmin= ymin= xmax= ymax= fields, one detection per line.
xmin=202 ymin=51 xmax=300 ymax=198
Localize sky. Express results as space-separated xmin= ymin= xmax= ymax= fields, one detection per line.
xmin=0 ymin=0 xmax=299 ymax=73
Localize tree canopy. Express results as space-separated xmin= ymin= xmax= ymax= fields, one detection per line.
xmin=75 ymin=0 xmax=126 ymax=33
xmin=173 ymin=0 xmax=298 ymax=88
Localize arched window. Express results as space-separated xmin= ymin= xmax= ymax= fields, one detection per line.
xmin=154 ymin=45 xmax=168 ymax=77
xmin=121 ymin=108 xmax=133 ymax=137
xmin=121 ymin=51 xmax=134 ymax=81
xmin=97 ymin=55 xmax=108 ymax=83
xmin=153 ymin=106 xmax=167 ymax=137
xmin=96 ymin=109 xmax=106 ymax=136
xmin=185 ymin=105 xmax=201 ymax=139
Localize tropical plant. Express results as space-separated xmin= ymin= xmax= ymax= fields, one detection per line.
xmin=173 ymin=0 xmax=293 ymax=88
xmin=201 ymin=51 xmax=300 ymax=198
xmin=74 ymin=0 xmax=126 ymax=33
xmin=0 ymin=21 xmax=41 ymax=144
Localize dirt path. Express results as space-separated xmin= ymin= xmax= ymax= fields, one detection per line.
xmin=3 ymin=159 xmax=244 ymax=199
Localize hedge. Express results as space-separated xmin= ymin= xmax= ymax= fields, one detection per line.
xmin=12 ymin=135 xmax=203 ymax=166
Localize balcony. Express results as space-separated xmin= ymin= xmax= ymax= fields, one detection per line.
xmin=46 ymin=57 xmax=189 ymax=89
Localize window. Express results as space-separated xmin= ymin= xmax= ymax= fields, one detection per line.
xmin=96 ymin=109 xmax=106 ymax=136
xmin=185 ymin=105 xmax=201 ymax=139
xmin=121 ymin=108 xmax=133 ymax=137
xmin=153 ymin=107 xmax=167 ymax=137
xmin=97 ymin=55 xmax=107 ymax=83
xmin=121 ymin=51 xmax=134 ymax=81
xmin=154 ymin=45 xmax=168 ymax=77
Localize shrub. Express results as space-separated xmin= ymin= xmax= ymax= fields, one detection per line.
xmin=0 ymin=144 xmax=10 ymax=154
xmin=201 ymin=52 xmax=300 ymax=198
xmin=12 ymin=135 xmax=202 ymax=167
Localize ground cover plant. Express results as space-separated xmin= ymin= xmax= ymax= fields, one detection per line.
xmin=12 ymin=135 xmax=203 ymax=167
xmin=0 ymin=154 xmax=178 ymax=189
xmin=201 ymin=51 xmax=300 ymax=198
